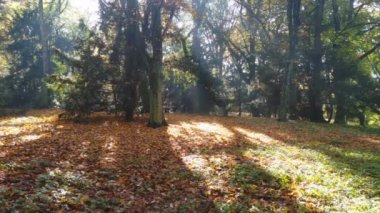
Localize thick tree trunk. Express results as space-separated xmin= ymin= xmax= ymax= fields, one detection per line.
xmin=125 ymin=83 xmax=138 ymax=121
xmin=278 ymin=0 xmax=301 ymax=122
xmin=140 ymin=78 xmax=150 ymax=113
xmin=192 ymin=0 xmax=211 ymax=114
xmin=38 ymin=0 xmax=49 ymax=107
xmin=148 ymin=0 xmax=166 ymax=128
xmin=309 ymin=0 xmax=325 ymax=122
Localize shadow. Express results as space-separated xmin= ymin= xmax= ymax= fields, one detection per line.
xmin=166 ymin=115 xmax=311 ymax=212
xmin=166 ymin=114 xmax=380 ymax=211
xmin=227 ymin=116 xmax=380 ymax=209
xmin=232 ymin=117 xmax=380 ymax=174
xmin=308 ymin=145 xmax=380 ymax=196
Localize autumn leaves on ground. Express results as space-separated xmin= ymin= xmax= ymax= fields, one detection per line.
xmin=0 ymin=110 xmax=380 ymax=212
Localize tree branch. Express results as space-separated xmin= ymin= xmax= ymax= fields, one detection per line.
xmin=358 ymin=42 xmax=380 ymax=61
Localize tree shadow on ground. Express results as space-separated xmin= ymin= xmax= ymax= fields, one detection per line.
xmin=227 ymin=116 xmax=380 ymax=209
xmin=166 ymin=114 xmax=313 ymax=212
xmin=262 ymin=118 xmax=378 ymax=172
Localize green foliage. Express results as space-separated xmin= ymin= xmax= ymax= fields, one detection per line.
xmin=4 ymin=6 xmax=44 ymax=107
xmin=0 ymin=1 xmax=75 ymax=108
xmin=49 ymin=21 xmax=107 ymax=121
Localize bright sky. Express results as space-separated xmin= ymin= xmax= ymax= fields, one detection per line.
xmin=68 ymin=0 xmax=99 ymax=25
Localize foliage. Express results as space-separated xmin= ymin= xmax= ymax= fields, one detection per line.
xmin=0 ymin=1 xmax=73 ymax=108
xmin=48 ymin=21 xmax=107 ymax=121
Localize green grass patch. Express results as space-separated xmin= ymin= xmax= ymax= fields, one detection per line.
xmin=242 ymin=143 xmax=380 ymax=212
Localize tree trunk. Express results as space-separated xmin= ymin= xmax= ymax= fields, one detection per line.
xmin=140 ymin=78 xmax=150 ymax=113
xmin=237 ymin=63 xmax=243 ymax=117
xmin=348 ymin=0 xmax=354 ymax=20
xmin=278 ymin=0 xmax=301 ymax=122
xmin=331 ymin=0 xmax=347 ymax=125
xmin=125 ymin=83 xmax=138 ymax=121
xmin=359 ymin=112 xmax=367 ymax=127
xmin=309 ymin=0 xmax=325 ymax=122
xmin=248 ymin=8 xmax=257 ymax=82
xmin=247 ymin=0 xmax=262 ymax=82
xmin=148 ymin=0 xmax=166 ymax=128
xmin=38 ymin=0 xmax=49 ymax=108
xmin=124 ymin=0 xmax=140 ymax=121
xmin=192 ymin=0 xmax=211 ymax=114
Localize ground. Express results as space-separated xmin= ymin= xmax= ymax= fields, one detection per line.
xmin=0 ymin=110 xmax=379 ymax=212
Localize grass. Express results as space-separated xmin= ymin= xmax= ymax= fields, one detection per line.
xmin=243 ymin=145 xmax=380 ymax=212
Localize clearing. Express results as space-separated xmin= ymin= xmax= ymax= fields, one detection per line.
xmin=0 ymin=110 xmax=380 ymax=212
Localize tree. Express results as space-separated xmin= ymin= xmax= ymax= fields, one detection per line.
xmin=38 ymin=0 xmax=50 ymax=107
xmin=147 ymin=0 xmax=166 ymax=127
xmin=309 ymin=0 xmax=325 ymax=122
xmin=124 ymin=0 xmax=141 ymax=121
xmin=51 ymin=21 xmax=107 ymax=121
xmin=278 ymin=0 xmax=301 ymax=121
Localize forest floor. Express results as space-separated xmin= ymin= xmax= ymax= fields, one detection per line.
xmin=0 ymin=110 xmax=380 ymax=212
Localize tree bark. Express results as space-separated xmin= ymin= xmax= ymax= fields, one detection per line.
xmin=359 ymin=112 xmax=367 ymax=127
xmin=38 ymin=0 xmax=49 ymax=107
xmin=309 ymin=0 xmax=325 ymax=122
xmin=331 ymin=0 xmax=347 ymax=124
xmin=124 ymin=0 xmax=140 ymax=121
xmin=192 ymin=0 xmax=211 ymax=114
xmin=278 ymin=0 xmax=301 ymax=122
xmin=148 ymin=0 xmax=166 ymax=128
xmin=247 ymin=0 xmax=262 ymax=82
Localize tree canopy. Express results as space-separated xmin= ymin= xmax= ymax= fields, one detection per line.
xmin=0 ymin=0 xmax=379 ymax=126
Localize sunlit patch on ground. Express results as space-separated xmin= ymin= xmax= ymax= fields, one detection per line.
xmin=0 ymin=110 xmax=58 ymax=145
xmin=168 ymin=121 xmax=234 ymax=145
xmin=0 ymin=110 xmax=379 ymax=211
xmin=234 ymin=127 xmax=280 ymax=145
xmin=19 ymin=134 xmax=45 ymax=142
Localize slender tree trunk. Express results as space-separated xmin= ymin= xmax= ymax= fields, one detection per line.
xmin=38 ymin=0 xmax=49 ymax=107
xmin=331 ymin=0 xmax=347 ymax=124
xmin=278 ymin=0 xmax=301 ymax=121
xmin=124 ymin=0 xmax=140 ymax=121
xmin=309 ymin=0 xmax=325 ymax=122
xmin=148 ymin=0 xmax=166 ymax=128
xmin=348 ymin=0 xmax=354 ymax=20
xmin=359 ymin=112 xmax=366 ymax=127
xmin=248 ymin=8 xmax=257 ymax=82
xmin=247 ymin=0 xmax=262 ymax=82
xmin=238 ymin=78 xmax=242 ymax=117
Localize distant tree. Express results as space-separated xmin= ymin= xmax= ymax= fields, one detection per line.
xmin=38 ymin=0 xmax=49 ymax=107
xmin=278 ymin=0 xmax=301 ymax=122
xmin=51 ymin=21 xmax=107 ymax=121
xmin=309 ymin=0 xmax=325 ymax=122
xmin=124 ymin=0 xmax=141 ymax=121
xmin=1 ymin=0 xmax=68 ymax=108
